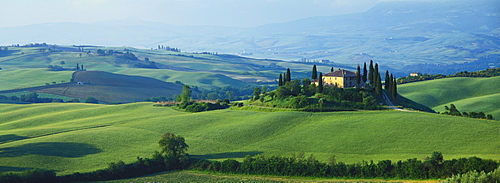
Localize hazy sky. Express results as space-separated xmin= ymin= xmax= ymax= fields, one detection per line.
xmin=0 ymin=0 xmax=418 ymax=28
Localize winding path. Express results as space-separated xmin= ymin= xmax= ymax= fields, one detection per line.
xmin=382 ymin=91 xmax=413 ymax=112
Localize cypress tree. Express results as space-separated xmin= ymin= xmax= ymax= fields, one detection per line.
xmin=385 ymin=70 xmax=390 ymax=89
xmin=392 ymin=78 xmax=398 ymax=98
xmin=318 ymin=73 xmax=323 ymax=93
xmin=76 ymin=63 xmax=80 ymax=71
xmin=312 ymin=65 xmax=317 ymax=79
xmin=375 ymin=72 xmax=382 ymax=96
xmin=278 ymin=74 xmax=283 ymax=86
xmin=356 ymin=65 xmax=361 ymax=87
xmin=331 ymin=67 xmax=334 ymax=72
xmin=286 ymin=68 xmax=291 ymax=82
xmin=368 ymin=60 xmax=374 ymax=85
xmin=362 ymin=62 xmax=367 ymax=83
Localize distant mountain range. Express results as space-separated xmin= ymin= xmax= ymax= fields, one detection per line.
xmin=1 ymin=0 xmax=498 ymax=75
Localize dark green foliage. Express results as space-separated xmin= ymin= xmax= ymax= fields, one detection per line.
xmin=442 ymin=104 xmax=494 ymax=120
xmin=317 ymin=73 xmax=323 ymax=93
xmin=85 ymin=96 xmax=99 ymax=104
xmin=285 ymin=68 xmax=291 ymax=83
xmin=374 ymin=72 xmax=382 ymax=96
xmin=0 ymin=169 xmax=56 ymax=183
xmin=252 ymin=87 xmax=261 ymax=100
xmin=278 ymin=74 xmax=283 ymax=86
xmin=397 ymin=68 xmax=500 ymax=84
xmin=178 ymin=101 xmax=230 ymax=112
xmin=192 ymin=152 xmax=499 ymax=180
xmin=362 ymin=62 xmax=367 ymax=83
xmin=312 ymin=65 xmax=317 ymax=79
xmin=159 ymin=133 xmax=189 ymax=158
xmin=356 ymin=65 xmax=361 ymax=87
xmin=368 ymin=60 xmax=374 ymax=85
xmin=385 ymin=70 xmax=390 ymax=90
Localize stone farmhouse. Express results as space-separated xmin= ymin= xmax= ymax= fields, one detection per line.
xmin=313 ymin=69 xmax=364 ymax=88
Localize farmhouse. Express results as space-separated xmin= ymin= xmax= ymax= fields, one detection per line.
xmin=410 ymin=72 xmax=421 ymax=76
xmin=313 ymin=69 xmax=363 ymax=88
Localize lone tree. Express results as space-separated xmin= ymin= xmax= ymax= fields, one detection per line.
xmin=158 ymin=133 xmax=189 ymax=158
xmin=85 ymin=96 xmax=99 ymax=104
xmin=179 ymin=85 xmax=192 ymax=103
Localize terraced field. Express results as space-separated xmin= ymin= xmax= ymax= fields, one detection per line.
xmin=1 ymin=102 xmax=499 ymax=175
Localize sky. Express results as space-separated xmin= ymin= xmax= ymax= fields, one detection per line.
xmin=0 ymin=0 xmax=406 ymax=28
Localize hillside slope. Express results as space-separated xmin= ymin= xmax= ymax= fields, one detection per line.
xmin=398 ymin=77 xmax=500 ymax=118
xmin=0 ymin=103 xmax=498 ymax=175
xmin=30 ymin=71 xmax=182 ymax=103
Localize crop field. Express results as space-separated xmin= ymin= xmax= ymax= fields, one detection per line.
xmin=1 ymin=102 xmax=499 ymax=175
xmin=398 ymin=77 xmax=500 ymax=118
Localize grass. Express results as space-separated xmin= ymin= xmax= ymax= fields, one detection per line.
xmin=398 ymin=77 xmax=500 ymax=119
xmin=1 ymin=102 xmax=499 ymax=175
xmin=0 ymin=68 xmax=73 ymax=90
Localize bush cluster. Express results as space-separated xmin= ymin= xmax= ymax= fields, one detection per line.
xmin=192 ymin=152 xmax=498 ymax=180
xmin=176 ymin=100 xmax=230 ymax=112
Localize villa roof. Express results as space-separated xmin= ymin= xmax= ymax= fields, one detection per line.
xmin=323 ymin=69 xmax=357 ymax=77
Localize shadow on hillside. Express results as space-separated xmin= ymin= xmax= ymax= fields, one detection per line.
xmin=191 ymin=151 xmax=263 ymax=159
xmin=0 ymin=134 xmax=28 ymax=144
xmin=0 ymin=142 xmax=102 ymax=157
xmin=0 ymin=166 xmax=30 ymax=173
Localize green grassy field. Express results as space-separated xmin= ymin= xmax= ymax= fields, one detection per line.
xmin=398 ymin=77 xmax=500 ymax=118
xmin=0 ymin=69 xmax=73 ymax=91
xmin=1 ymin=102 xmax=498 ymax=175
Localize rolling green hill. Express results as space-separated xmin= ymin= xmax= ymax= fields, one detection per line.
xmin=0 ymin=69 xmax=73 ymax=91
xmin=32 ymin=71 xmax=183 ymax=103
xmin=398 ymin=77 xmax=500 ymax=118
xmin=1 ymin=102 xmax=498 ymax=175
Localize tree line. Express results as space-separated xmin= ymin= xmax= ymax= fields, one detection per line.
xmin=0 ymin=92 xmax=99 ymax=104
xmin=397 ymin=68 xmax=500 ymax=84
xmin=193 ymin=151 xmax=498 ymax=180
xmin=441 ymin=104 xmax=494 ymax=120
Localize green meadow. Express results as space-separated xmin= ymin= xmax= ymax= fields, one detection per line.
xmin=398 ymin=77 xmax=500 ymax=118
xmin=1 ymin=102 xmax=499 ymax=175
xmin=0 ymin=69 xmax=73 ymax=91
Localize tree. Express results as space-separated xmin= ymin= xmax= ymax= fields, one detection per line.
xmin=286 ymin=68 xmax=291 ymax=83
xmin=375 ymin=72 xmax=382 ymax=96
xmin=76 ymin=63 xmax=80 ymax=70
xmin=145 ymin=57 xmax=150 ymax=62
xmin=158 ymin=133 xmax=189 ymax=158
xmin=312 ymin=65 xmax=317 ymax=79
xmin=331 ymin=67 xmax=334 ymax=72
xmin=385 ymin=70 xmax=390 ymax=90
xmin=85 ymin=96 xmax=99 ymax=104
xmin=180 ymin=85 xmax=192 ymax=103
xmin=392 ymin=77 xmax=398 ymax=98
xmin=81 ymin=64 xmax=84 ymax=71
xmin=318 ymin=73 xmax=323 ymax=93
xmin=252 ymin=87 xmax=261 ymax=101
xmin=368 ymin=60 xmax=374 ymax=85
xmin=356 ymin=65 xmax=361 ymax=87
xmin=362 ymin=62 xmax=367 ymax=83
xmin=60 ymin=61 xmax=65 ymax=65
xmin=278 ymin=74 xmax=283 ymax=86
